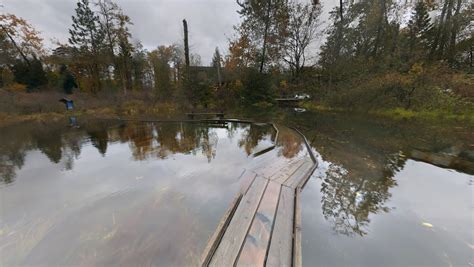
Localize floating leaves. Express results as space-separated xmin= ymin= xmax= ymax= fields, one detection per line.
xmin=421 ymin=222 xmax=433 ymax=228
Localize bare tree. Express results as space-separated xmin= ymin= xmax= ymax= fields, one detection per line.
xmin=283 ymin=1 xmax=321 ymax=78
xmin=96 ymin=0 xmax=134 ymax=93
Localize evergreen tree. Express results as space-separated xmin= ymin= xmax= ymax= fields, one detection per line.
xmin=131 ymin=42 xmax=149 ymax=90
xmin=11 ymin=58 xmax=47 ymax=90
xmin=211 ymin=47 xmax=222 ymax=68
xmin=149 ymin=46 xmax=173 ymax=99
xmin=60 ymin=65 xmax=78 ymax=94
xmin=407 ymin=0 xmax=433 ymax=57
xmin=211 ymin=47 xmax=222 ymax=86
xmin=68 ymin=0 xmax=105 ymax=92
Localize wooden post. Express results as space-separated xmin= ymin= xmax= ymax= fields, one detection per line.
xmin=216 ymin=48 xmax=222 ymax=86
xmin=183 ymin=19 xmax=190 ymax=67
xmin=339 ymin=0 xmax=343 ymax=23
xmin=470 ymin=45 xmax=473 ymax=69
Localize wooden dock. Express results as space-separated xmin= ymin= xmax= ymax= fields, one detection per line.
xmin=201 ymin=125 xmax=317 ymax=267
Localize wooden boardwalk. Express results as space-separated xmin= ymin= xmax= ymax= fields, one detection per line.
xmin=201 ymin=125 xmax=317 ymax=267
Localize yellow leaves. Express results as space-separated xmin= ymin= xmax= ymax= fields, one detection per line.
xmin=1 ymin=68 xmax=15 ymax=86
xmin=102 ymin=228 xmax=117 ymax=240
xmin=6 ymin=83 xmax=27 ymax=92
xmin=421 ymin=222 xmax=433 ymax=228
xmin=0 ymin=13 xmax=44 ymax=57
xmin=409 ymin=63 xmax=424 ymax=76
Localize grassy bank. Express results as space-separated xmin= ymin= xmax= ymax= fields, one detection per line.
xmin=1 ymin=88 xmax=473 ymax=127
xmin=302 ymin=102 xmax=474 ymax=123
xmin=0 ymin=89 xmax=186 ymax=127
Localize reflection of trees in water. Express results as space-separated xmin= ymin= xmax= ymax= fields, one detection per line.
xmin=0 ymin=120 xmax=112 ymax=184
xmin=119 ymin=123 xmax=219 ymax=162
xmin=35 ymin=131 xmax=63 ymax=163
xmin=88 ymin=130 xmax=108 ymax=156
xmin=0 ymin=120 xmax=274 ymax=184
xmin=321 ymin=161 xmax=398 ymax=236
xmin=0 ymin=162 xmax=17 ymax=184
xmin=0 ymin=149 xmax=26 ymax=183
xmin=312 ymin=129 xmax=406 ymax=236
xmin=62 ymin=130 xmax=84 ymax=171
xmin=279 ymin=112 xmax=473 ymax=236
xmin=238 ymin=124 xmax=273 ymax=156
xmin=275 ymin=127 xmax=303 ymax=158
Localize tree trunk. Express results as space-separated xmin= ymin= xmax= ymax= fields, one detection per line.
xmin=339 ymin=0 xmax=343 ymax=23
xmin=431 ymin=0 xmax=449 ymax=57
xmin=437 ymin=0 xmax=455 ymax=58
xmin=183 ymin=19 xmax=190 ymax=67
xmin=217 ymin=63 xmax=222 ymax=86
xmin=372 ymin=0 xmax=386 ymax=58
xmin=1 ymin=25 xmax=30 ymax=66
xmin=470 ymin=45 xmax=473 ymax=69
xmin=259 ymin=0 xmax=272 ymax=73
xmin=447 ymin=0 xmax=462 ymax=62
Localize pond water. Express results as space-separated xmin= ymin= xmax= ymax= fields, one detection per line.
xmin=276 ymin=111 xmax=474 ymax=267
xmin=1 ymin=111 xmax=473 ymax=266
xmin=0 ymin=119 xmax=287 ymax=266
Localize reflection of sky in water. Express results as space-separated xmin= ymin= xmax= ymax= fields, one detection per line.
xmin=0 ymin=121 xmax=283 ymax=266
xmin=302 ymin=159 xmax=473 ymax=267
xmin=3 ymin=113 xmax=473 ymax=266
xmin=273 ymin=110 xmax=474 ymax=266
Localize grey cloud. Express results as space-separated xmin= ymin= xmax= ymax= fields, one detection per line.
xmin=2 ymin=0 xmax=241 ymax=63
xmin=2 ymin=0 xmax=339 ymax=64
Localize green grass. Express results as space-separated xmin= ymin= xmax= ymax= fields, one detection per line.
xmin=303 ymin=102 xmax=474 ymax=123
xmin=371 ymin=108 xmax=474 ymax=123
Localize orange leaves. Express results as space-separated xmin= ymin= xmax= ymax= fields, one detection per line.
xmin=0 ymin=13 xmax=44 ymax=58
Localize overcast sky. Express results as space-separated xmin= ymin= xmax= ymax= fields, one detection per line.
xmin=2 ymin=0 xmax=339 ymax=64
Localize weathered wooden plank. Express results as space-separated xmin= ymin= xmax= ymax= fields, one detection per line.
xmin=293 ymin=188 xmax=303 ymax=267
xmin=240 ymin=171 xmax=258 ymax=195
xmin=249 ymin=151 xmax=275 ymax=170
xmin=271 ymin=158 xmax=305 ymax=184
xmin=201 ymin=193 xmax=243 ymax=266
xmin=253 ymin=156 xmax=288 ymax=177
xmin=267 ymin=186 xmax=295 ymax=267
xmin=297 ymin=163 xmax=318 ymax=190
xmin=258 ymin=155 xmax=304 ymax=180
xmin=236 ymin=181 xmax=281 ymax=267
xmin=252 ymin=145 xmax=276 ymax=158
xmin=283 ymin=159 xmax=314 ymax=189
xmin=209 ymin=177 xmax=268 ymax=267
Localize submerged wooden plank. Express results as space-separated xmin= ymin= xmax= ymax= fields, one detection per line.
xmin=253 ymin=156 xmax=288 ymax=177
xmin=293 ymin=188 xmax=303 ymax=267
xmin=297 ymin=163 xmax=318 ymax=190
xmin=209 ymin=177 xmax=268 ymax=267
xmin=283 ymin=159 xmax=314 ymax=189
xmin=267 ymin=186 xmax=295 ymax=267
xmin=201 ymin=193 xmax=243 ymax=266
xmin=236 ymin=181 xmax=281 ymax=267
xmin=258 ymin=155 xmax=304 ymax=180
xmin=271 ymin=158 xmax=305 ymax=184
xmin=240 ymin=171 xmax=258 ymax=195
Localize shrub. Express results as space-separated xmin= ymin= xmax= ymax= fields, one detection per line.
xmin=241 ymin=69 xmax=275 ymax=105
xmin=1 ymin=68 xmax=15 ymax=87
xmin=11 ymin=59 xmax=47 ymax=90
xmin=7 ymin=83 xmax=27 ymax=92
